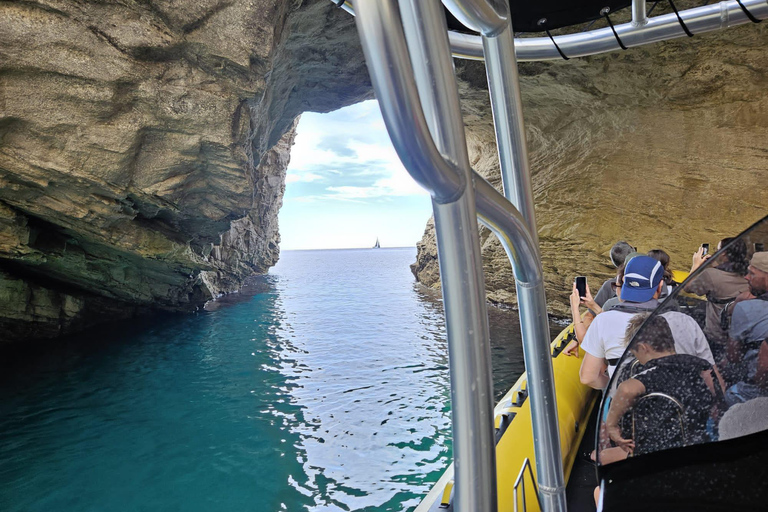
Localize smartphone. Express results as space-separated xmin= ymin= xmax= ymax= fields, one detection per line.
xmin=575 ymin=276 xmax=587 ymax=298
xmin=756 ymin=243 xmax=765 ymax=252
xmin=701 ymin=243 xmax=709 ymax=256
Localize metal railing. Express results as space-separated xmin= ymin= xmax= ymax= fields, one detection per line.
xmin=513 ymin=458 xmax=543 ymax=512
xmin=343 ymin=0 xmax=765 ymax=510
xmin=334 ymin=0 xmax=768 ymax=61
xmin=353 ymin=0 xmax=565 ymax=510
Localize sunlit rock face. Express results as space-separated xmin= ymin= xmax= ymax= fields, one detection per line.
xmin=0 ymin=0 xmax=370 ymax=343
xmin=412 ymin=21 xmax=768 ymax=315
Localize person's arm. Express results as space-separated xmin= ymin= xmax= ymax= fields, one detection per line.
xmin=689 ymin=247 xmax=711 ymax=274
xmin=605 ymin=378 xmax=646 ymax=452
xmin=565 ymin=283 xmax=595 ymax=356
xmin=756 ymin=341 xmax=768 ymax=391
xmin=579 ymin=353 xmax=609 ymax=389
xmin=581 ymin=282 xmax=601 ymax=316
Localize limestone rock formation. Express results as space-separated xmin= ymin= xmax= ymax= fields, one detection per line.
xmin=2 ymin=0 xmax=766 ymax=344
xmin=412 ymin=17 xmax=768 ymax=315
xmin=0 ymin=0 xmax=370 ymax=343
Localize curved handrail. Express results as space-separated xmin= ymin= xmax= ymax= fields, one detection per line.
xmin=351 ymin=1 xmax=466 ymax=204
xmin=332 ymin=0 xmax=768 ymax=61
xmin=442 ymin=0 xmax=509 ymax=36
xmin=631 ymin=392 xmax=687 ymax=452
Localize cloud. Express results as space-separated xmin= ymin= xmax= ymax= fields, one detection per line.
xmin=286 ymin=172 xmax=324 ymax=184
xmin=286 ymin=100 xmax=429 ymax=203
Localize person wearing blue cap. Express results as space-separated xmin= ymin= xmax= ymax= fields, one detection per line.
xmin=578 ymin=256 xmax=716 ymax=390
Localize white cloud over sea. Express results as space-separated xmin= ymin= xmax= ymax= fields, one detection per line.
xmin=280 ymin=100 xmax=432 ymax=250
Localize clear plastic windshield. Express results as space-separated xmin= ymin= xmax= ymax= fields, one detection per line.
xmin=596 ymin=215 xmax=768 ymax=465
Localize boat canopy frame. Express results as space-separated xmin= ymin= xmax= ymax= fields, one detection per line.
xmin=343 ymin=0 xmax=767 ymax=511
xmin=336 ymin=0 xmax=767 ymax=61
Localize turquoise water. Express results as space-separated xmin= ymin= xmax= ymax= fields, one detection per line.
xmin=0 ymin=248 xmax=530 ymax=511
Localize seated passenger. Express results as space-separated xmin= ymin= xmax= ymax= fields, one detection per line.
xmin=592 ymin=241 xmax=637 ymax=308
xmin=647 ymin=249 xmax=675 ymax=298
xmin=578 ymin=256 xmax=716 ymax=389
xmin=685 ymin=238 xmax=750 ymax=360
xmin=724 ymin=252 xmax=768 ymax=404
xmin=605 ymin=315 xmax=714 ymax=456
xmin=718 ymin=396 xmax=768 ymax=440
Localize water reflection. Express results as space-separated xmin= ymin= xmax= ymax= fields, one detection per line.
xmin=0 ymin=247 xmax=537 ymax=512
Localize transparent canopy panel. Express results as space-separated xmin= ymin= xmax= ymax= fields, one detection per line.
xmin=596 ymin=214 xmax=768 ymax=465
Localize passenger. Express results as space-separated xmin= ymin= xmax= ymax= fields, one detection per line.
xmin=578 ymin=256 xmax=716 ymax=389
xmin=565 ymin=271 xmax=612 ymax=354
xmin=592 ymin=241 xmax=638 ymax=308
xmin=724 ymin=252 xmax=768 ymax=404
xmin=647 ymin=248 xmax=674 ymax=295
xmin=718 ymin=396 xmax=768 ymax=440
xmin=684 ymin=238 xmax=750 ymax=360
xmin=563 ymin=242 xmax=638 ymax=356
xmin=600 ymin=264 xmax=626 ymax=313
xmin=605 ymin=315 xmax=714 ymax=456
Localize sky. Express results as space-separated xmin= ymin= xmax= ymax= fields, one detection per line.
xmin=279 ymin=100 xmax=433 ymax=250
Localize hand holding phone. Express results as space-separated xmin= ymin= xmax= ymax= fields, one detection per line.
xmin=701 ymin=243 xmax=709 ymax=256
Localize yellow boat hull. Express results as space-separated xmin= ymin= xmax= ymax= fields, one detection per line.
xmin=416 ymin=322 xmax=599 ymax=511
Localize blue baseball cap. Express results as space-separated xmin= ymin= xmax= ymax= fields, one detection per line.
xmin=622 ymin=255 xmax=664 ymax=303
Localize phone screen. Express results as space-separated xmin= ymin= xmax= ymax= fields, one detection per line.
xmin=701 ymin=243 xmax=709 ymax=256
xmin=575 ymin=276 xmax=587 ymax=298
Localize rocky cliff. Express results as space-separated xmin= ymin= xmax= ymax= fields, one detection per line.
xmin=0 ymin=0 xmax=370 ymax=343
xmin=412 ymin=18 xmax=768 ymax=315
xmin=1 ymin=0 xmax=766 ymax=343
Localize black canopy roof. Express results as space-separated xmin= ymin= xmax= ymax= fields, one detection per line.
xmin=445 ymin=1 xmax=633 ymax=33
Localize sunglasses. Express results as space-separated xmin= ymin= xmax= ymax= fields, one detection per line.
xmin=611 ymin=281 xmax=624 ymax=290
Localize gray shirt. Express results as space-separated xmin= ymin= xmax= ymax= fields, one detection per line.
xmin=730 ymin=296 xmax=768 ymax=346
xmin=594 ymin=278 xmax=615 ymax=308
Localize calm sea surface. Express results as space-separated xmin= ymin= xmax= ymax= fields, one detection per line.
xmin=0 ymin=248 xmax=547 ymax=511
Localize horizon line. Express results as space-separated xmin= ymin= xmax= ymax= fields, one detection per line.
xmin=281 ymin=246 xmax=416 ymax=252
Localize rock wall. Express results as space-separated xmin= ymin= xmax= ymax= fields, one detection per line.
xmin=0 ymin=0 xmax=370 ymax=343
xmin=1 ymin=0 xmax=765 ymax=343
xmin=412 ymin=19 xmax=768 ymax=316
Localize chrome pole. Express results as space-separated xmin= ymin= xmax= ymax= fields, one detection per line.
xmin=482 ymin=27 xmax=538 ymax=248
xmin=475 ymin=176 xmax=565 ymax=511
xmin=355 ymin=1 xmax=497 ymax=510
xmin=399 ymin=1 xmax=497 ymax=509
xmin=444 ymin=1 xmax=566 ymax=508
xmin=333 ymin=0 xmax=768 ymax=61
xmin=632 ymin=0 xmax=648 ymax=26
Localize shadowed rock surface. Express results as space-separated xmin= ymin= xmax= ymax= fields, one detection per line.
xmin=0 ymin=0 xmax=370 ymax=343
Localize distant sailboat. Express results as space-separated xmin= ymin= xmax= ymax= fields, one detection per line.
xmin=373 ymin=237 xmax=381 ymax=249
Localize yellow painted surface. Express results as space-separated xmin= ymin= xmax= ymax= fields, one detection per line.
xmin=416 ymin=323 xmax=599 ymax=512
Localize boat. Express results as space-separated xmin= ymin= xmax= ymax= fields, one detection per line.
xmin=373 ymin=237 xmax=381 ymax=249
xmin=331 ymin=0 xmax=768 ymax=510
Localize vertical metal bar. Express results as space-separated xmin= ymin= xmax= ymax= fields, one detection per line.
xmin=399 ymin=1 xmax=498 ymax=510
xmin=481 ymin=27 xmax=538 ymax=247
xmin=632 ymin=0 xmax=648 ymax=26
xmin=480 ymin=14 xmax=567 ymax=512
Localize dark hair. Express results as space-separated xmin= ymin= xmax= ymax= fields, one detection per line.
xmin=647 ymin=249 xmax=673 ymax=285
xmin=720 ymin=237 xmax=749 ymax=276
xmin=610 ymin=241 xmax=635 ymax=268
xmin=629 ymin=315 xmax=675 ymax=353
